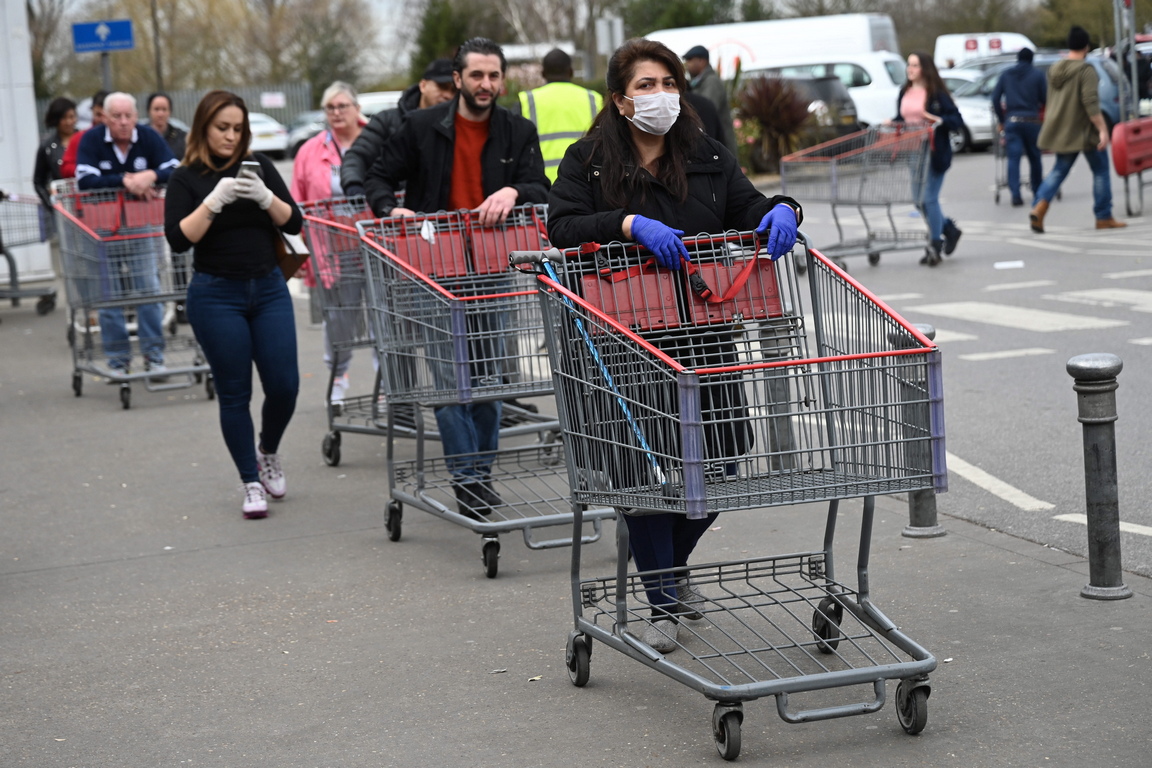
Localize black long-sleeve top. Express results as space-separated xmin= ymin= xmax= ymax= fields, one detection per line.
xmin=164 ymin=153 xmax=302 ymax=279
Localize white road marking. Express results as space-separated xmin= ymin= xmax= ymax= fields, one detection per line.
xmin=908 ymin=301 xmax=1129 ymax=332
xmin=994 ymin=261 xmax=1026 ymax=269
xmin=1104 ymin=269 xmax=1152 ymax=279
xmin=958 ymin=347 xmax=1054 ymax=361
xmin=1044 ymin=289 xmax=1152 ymax=312
xmin=1004 ymin=237 xmax=1150 ymax=257
xmin=931 ymin=329 xmax=978 ymax=343
xmin=984 ymin=280 xmax=1056 ymax=292
xmin=1054 ymin=514 xmax=1152 ymax=538
xmin=876 ymin=293 xmax=924 ymax=302
xmin=946 ymin=452 xmax=1055 ymax=512
xmin=1006 ymin=237 xmax=1083 ymax=253
xmin=1130 ymin=337 xmax=1152 ymax=345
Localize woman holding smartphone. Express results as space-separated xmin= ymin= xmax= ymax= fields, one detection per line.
xmin=164 ymin=90 xmax=303 ymax=519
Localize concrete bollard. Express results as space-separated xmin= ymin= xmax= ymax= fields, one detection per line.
xmin=897 ymin=324 xmax=946 ymax=539
xmin=1066 ymin=354 xmax=1132 ymax=600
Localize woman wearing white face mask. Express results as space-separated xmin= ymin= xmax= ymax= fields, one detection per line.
xmin=549 ymin=38 xmax=804 ymax=655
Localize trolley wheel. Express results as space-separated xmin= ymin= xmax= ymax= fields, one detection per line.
xmin=995 ymin=189 xmax=1001 ymax=204
xmin=67 ymin=325 xmax=75 ymax=348
xmin=322 ymin=431 xmax=342 ymax=467
xmin=896 ymin=680 xmax=929 ymax=735
xmin=72 ymin=372 xmax=83 ymax=397
xmin=812 ymin=596 xmax=844 ymax=654
xmin=566 ymin=633 xmax=591 ymax=687
xmin=867 ymin=251 xmax=881 ymax=266
xmin=386 ymin=501 xmax=403 ymax=542
xmin=482 ymin=538 xmax=500 ymax=579
xmin=834 ymin=258 xmax=848 ymax=272
xmin=167 ymin=318 xmax=178 ymax=336
xmin=119 ymin=385 xmax=131 ymax=410
xmin=36 ymin=295 xmax=55 ymax=315
xmin=712 ymin=706 xmax=743 ymax=761
xmin=205 ymin=376 xmax=216 ymax=400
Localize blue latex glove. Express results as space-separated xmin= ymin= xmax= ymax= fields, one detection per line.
xmin=756 ymin=203 xmax=799 ymax=261
xmin=630 ymin=214 xmax=690 ymax=270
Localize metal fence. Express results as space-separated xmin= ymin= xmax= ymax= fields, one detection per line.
xmin=37 ymin=81 xmax=313 ymax=136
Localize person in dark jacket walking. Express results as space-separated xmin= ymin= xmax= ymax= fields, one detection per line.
xmin=888 ymin=52 xmax=965 ymax=266
xmin=682 ymin=45 xmax=737 ymax=154
xmin=992 ymin=48 xmax=1047 ymax=207
xmin=365 ymin=38 xmax=549 ymax=519
xmin=146 ymin=92 xmax=187 ymax=161
xmin=340 ymin=59 xmax=456 ymax=198
xmin=549 ymin=38 xmax=802 ymax=655
xmin=33 ymin=97 xmax=78 ymax=208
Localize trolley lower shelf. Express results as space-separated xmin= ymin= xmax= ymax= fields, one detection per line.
xmin=387 ymin=440 xmax=617 ymax=577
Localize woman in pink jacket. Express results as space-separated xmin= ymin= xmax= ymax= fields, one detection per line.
xmin=290 ymin=81 xmax=367 ymax=411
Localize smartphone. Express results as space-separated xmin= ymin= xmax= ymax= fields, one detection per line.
xmin=239 ymin=160 xmax=263 ymax=179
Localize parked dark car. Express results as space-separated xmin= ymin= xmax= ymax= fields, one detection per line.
xmin=288 ymin=110 xmax=326 ymax=158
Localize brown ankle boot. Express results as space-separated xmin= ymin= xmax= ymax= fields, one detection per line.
xmin=1029 ymin=200 xmax=1049 ymax=233
xmin=1096 ymin=218 xmax=1128 ymax=229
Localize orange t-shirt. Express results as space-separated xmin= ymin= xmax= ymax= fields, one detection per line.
xmin=448 ymin=113 xmax=490 ymax=211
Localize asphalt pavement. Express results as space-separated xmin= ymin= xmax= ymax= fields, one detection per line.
xmin=2 ymin=151 xmax=1151 ymax=766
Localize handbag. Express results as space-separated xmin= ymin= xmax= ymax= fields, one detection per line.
xmin=274 ymin=231 xmax=310 ymax=280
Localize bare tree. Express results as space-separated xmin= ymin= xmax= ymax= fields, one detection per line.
xmin=27 ymin=0 xmax=72 ymax=97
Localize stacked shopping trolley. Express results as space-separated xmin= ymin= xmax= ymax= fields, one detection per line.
xmin=54 ymin=187 xmax=212 ymax=408
xmin=0 ymin=192 xmax=57 ymax=317
xmin=516 ymin=231 xmax=943 ymax=759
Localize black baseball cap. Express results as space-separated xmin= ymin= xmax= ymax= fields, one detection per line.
xmin=684 ymin=45 xmax=709 ymax=61
xmin=422 ymin=59 xmax=455 ymax=83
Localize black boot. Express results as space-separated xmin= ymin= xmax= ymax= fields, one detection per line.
xmin=942 ymin=219 xmax=962 ymax=255
xmin=454 ymin=482 xmax=492 ymax=519
xmin=920 ymin=240 xmax=943 ymax=267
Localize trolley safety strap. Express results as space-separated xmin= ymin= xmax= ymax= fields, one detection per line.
xmin=594 ymin=246 xmax=765 ymax=306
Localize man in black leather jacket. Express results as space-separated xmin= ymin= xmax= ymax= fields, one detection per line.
xmin=340 ymin=59 xmax=456 ymax=197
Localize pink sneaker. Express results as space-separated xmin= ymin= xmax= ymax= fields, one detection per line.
xmin=242 ymin=482 xmax=268 ymax=519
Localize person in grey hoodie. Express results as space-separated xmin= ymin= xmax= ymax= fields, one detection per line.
xmin=992 ymin=48 xmax=1046 ymax=207
xmin=1030 ymin=26 xmax=1126 ymax=232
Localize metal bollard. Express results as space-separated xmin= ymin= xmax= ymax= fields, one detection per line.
xmin=1066 ymin=354 xmax=1132 ymax=600
xmin=897 ymin=324 xmax=946 ymax=539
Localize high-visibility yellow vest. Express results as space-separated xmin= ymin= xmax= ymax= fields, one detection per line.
xmin=519 ymin=81 xmax=603 ymax=182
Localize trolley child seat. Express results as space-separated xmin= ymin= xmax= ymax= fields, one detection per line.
xmin=54 ymin=187 xmax=213 ymax=408
xmin=517 ymin=230 xmax=943 ymax=759
xmin=356 ymin=206 xmax=616 ymax=577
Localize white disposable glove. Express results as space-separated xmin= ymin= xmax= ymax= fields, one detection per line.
xmin=235 ymin=171 xmax=275 ymax=210
xmin=203 ymin=177 xmax=238 ymax=214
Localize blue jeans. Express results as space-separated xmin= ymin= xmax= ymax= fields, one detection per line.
xmin=1004 ymin=121 xmax=1043 ymax=201
xmin=99 ymin=242 xmax=165 ymax=368
xmin=186 ymin=270 xmax=299 ymax=484
xmin=912 ymin=164 xmax=947 ymax=241
xmin=434 ymin=401 xmax=502 ymax=481
xmin=1036 ymin=149 xmax=1112 ymax=220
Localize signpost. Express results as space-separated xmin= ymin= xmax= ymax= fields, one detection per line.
xmin=72 ymin=20 xmax=135 ymax=90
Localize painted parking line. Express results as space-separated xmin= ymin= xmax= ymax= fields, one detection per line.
xmin=876 ymin=293 xmax=924 ymax=302
xmin=984 ymin=280 xmax=1056 ymax=292
xmin=958 ymin=347 xmax=1054 ymax=361
xmin=1130 ymin=337 xmax=1152 ymax=346
xmin=1104 ymin=269 xmax=1152 ymax=279
xmin=909 ymin=301 xmax=1129 ymax=332
xmin=931 ymin=329 xmax=978 ymax=343
xmin=946 ymin=452 xmax=1055 ymax=512
xmin=1053 ymin=514 xmax=1152 ymax=537
xmin=1044 ymin=288 xmax=1152 ymax=312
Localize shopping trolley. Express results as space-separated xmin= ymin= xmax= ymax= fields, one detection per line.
xmin=518 ymin=230 xmax=942 ymax=759
xmin=358 ymin=206 xmax=615 ymax=577
xmin=55 ymin=187 xmax=213 ymax=408
xmin=781 ymin=126 xmax=933 ymax=269
xmin=0 ymin=192 xmax=57 ymax=318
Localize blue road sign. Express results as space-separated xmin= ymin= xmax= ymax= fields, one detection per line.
xmin=72 ymin=20 xmax=135 ymax=54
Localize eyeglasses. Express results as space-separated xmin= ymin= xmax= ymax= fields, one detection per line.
xmin=325 ymin=103 xmax=355 ymax=113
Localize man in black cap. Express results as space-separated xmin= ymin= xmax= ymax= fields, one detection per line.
xmin=992 ymin=47 xmax=1047 ymax=206
xmin=341 ymin=59 xmax=457 ymax=196
xmin=683 ymin=45 xmax=737 ymax=154
xmin=1031 ymin=26 xmax=1126 ymax=232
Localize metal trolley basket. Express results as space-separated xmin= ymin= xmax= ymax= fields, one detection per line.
xmin=519 ymin=231 xmax=944 ymax=759
xmin=357 ymin=206 xmax=615 ymax=576
xmin=0 ymin=192 xmax=58 ymax=318
xmin=781 ymin=126 xmax=932 ymax=269
xmin=55 ymin=187 xmax=213 ymax=408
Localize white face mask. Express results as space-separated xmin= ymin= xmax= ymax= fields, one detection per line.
xmin=624 ymin=91 xmax=681 ymax=135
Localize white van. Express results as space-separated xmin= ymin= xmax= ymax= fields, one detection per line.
xmin=934 ymin=33 xmax=1035 ymax=68
xmin=646 ymin=14 xmax=900 ymax=79
xmin=742 ymin=51 xmax=907 ymax=128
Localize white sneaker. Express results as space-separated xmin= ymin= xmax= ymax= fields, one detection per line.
xmin=146 ymin=361 xmax=170 ymax=382
xmin=257 ymin=449 xmax=286 ymax=500
xmin=329 ymin=373 xmax=349 ymax=410
xmin=242 ymin=482 xmax=268 ymax=519
xmin=640 ymin=619 xmax=679 ymax=654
